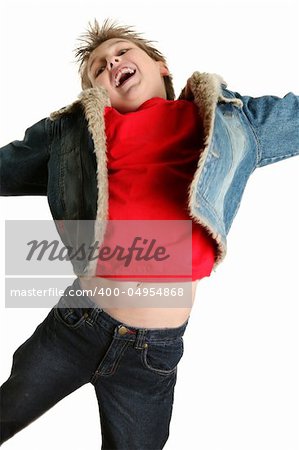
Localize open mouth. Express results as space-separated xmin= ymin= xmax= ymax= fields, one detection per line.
xmin=116 ymin=69 xmax=136 ymax=88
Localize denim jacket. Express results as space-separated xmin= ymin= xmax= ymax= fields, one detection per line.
xmin=1 ymin=72 xmax=298 ymax=276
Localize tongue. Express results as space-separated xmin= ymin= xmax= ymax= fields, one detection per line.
xmin=120 ymin=71 xmax=135 ymax=86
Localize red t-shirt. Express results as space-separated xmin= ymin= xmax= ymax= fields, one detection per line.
xmin=96 ymin=96 xmax=216 ymax=281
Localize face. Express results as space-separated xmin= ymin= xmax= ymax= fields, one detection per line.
xmin=86 ymin=38 xmax=170 ymax=113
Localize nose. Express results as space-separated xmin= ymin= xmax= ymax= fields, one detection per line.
xmin=108 ymin=56 xmax=120 ymax=70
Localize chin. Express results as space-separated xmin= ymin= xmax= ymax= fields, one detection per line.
xmin=117 ymin=101 xmax=142 ymax=114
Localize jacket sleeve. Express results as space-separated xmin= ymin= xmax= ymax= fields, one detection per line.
xmin=0 ymin=118 xmax=50 ymax=196
xmin=235 ymin=92 xmax=299 ymax=168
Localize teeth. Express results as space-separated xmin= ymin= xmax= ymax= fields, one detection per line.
xmin=115 ymin=67 xmax=135 ymax=87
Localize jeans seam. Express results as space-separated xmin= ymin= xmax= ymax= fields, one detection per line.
xmin=140 ymin=339 xmax=183 ymax=376
xmin=141 ymin=347 xmax=178 ymax=376
xmin=53 ymin=307 xmax=86 ymax=329
xmin=90 ymin=340 xmax=130 ymax=383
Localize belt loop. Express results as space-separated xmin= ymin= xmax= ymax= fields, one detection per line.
xmin=134 ymin=329 xmax=147 ymax=350
xmin=86 ymin=306 xmax=102 ymax=326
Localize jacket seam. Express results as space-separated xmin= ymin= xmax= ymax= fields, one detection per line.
xmin=78 ymin=117 xmax=84 ymax=218
xmin=44 ymin=118 xmax=52 ymax=157
xmin=257 ymin=152 xmax=299 ymax=166
xmin=238 ymin=108 xmax=261 ymax=168
xmin=198 ymin=194 xmax=226 ymax=235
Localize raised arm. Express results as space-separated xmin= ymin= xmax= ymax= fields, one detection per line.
xmin=234 ymin=91 xmax=299 ymax=168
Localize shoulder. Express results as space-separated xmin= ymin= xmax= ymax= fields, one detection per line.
xmin=49 ymin=86 xmax=111 ymax=122
xmin=49 ymin=100 xmax=83 ymax=122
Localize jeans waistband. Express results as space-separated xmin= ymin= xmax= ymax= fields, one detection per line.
xmin=60 ymin=278 xmax=189 ymax=342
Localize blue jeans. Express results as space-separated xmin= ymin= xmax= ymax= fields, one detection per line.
xmin=0 ymin=278 xmax=189 ymax=449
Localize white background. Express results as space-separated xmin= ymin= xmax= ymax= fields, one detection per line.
xmin=0 ymin=0 xmax=298 ymax=449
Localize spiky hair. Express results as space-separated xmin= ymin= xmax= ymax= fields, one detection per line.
xmin=74 ymin=18 xmax=175 ymax=99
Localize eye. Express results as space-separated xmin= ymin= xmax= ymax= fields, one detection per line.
xmin=119 ymin=49 xmax=128 ymax=55
xmin=95 ymin=66 xmax=105 ymax=77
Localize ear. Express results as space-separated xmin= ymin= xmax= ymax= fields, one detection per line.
xmin=157 ymin=60 xmax=170 ymax=77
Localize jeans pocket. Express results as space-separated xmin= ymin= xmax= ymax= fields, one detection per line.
xmin=53 ymin=306 xmax=88 ymax=329
xmin=53 ymin=293 xmax=90 ymax=329
xmin=141 ymin=337 xmax=184 ymax=376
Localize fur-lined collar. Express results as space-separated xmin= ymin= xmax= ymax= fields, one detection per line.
xmin=50 ymin=72 xmax=242 ymax=121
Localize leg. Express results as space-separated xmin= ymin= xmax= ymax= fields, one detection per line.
xmin=0 ymin=287 xmax=100 ymax=444
xmin=90 ymin=313 xmax=188 ymax=450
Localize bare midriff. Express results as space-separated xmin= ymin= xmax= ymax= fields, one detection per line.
xmin=78 ymin=277 xmax=198 ymax=328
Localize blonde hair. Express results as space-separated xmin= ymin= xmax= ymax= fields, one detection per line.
xmin=75 ymin=18 xmax=175 ymax=100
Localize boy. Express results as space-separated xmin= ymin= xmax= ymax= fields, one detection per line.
xmin=0 ymin=18 xmax=298 ymax=449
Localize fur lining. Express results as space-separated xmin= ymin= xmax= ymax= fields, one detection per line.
xmin=78 ymin=88 xmax=111 ymax=276
xmin=50 ymin=100 xmax=82 ymax=120
xmin=50 ymin=86 xmax=111 ymax=277
xmin=179 ymin=72 xmax=243 ymax=268
xmin=50 ymin=73 xmax=242 ymax=273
